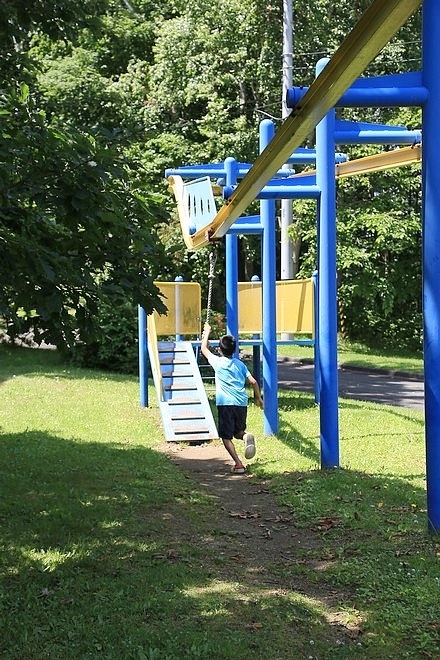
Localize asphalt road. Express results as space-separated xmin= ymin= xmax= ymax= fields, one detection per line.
xmin=276 ymin=359 xmax=424 ymax=411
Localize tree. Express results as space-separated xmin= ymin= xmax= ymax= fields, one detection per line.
xmin=2 ymin=0 xmax=425 ymax=354
xmin=146 ymin=0 xmax=283 ymax=164
xmin=336 ymin=159 xmax=422 ymax=351
xmin=0 ymin=83 xmax=168 ymax=351
xmin=0 ymin=1 xmax=171 ymax=353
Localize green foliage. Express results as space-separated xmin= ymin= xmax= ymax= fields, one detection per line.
xmin=0 ymin=0 xmax=108 ymax=85
xmin=0 ymin=86 xmax=169 ymax=351
xmin=336 ymin=160 xmax=422 ymax=351
xmin=0 ymin=0 xmax=426 ymax=360
xmin=35 ymin=47 xmax=112 ymax=125
xmin=71 ymin=300 xmax=139 ymax=372
xmin=147 ymin=0 xmax=282 ymax=163
xmin=293 ymin=0 xmax=421 ymax=82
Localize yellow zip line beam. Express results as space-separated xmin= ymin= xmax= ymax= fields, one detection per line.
xmin=291 ymin=143 xmax=422 ymax=181
xmin=184 ymin=0 xmax=422 ymax=250
xmin=335 ymin=143 xmax=422 ymax=177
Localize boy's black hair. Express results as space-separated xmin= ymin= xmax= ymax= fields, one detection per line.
xmin=219 ymin=334 xmax=236 ymax=358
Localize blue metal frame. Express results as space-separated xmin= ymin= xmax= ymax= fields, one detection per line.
xmin=138 ymin=305 xmax=148 ymax=408
xmin=154 ymin=0 xmax=440 ymax=531
xmin=422 ymin=0 xmax=440 ymax=533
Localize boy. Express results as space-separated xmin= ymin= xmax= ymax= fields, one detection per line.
xmin=201 ymin=321 xmax=264 ymax=474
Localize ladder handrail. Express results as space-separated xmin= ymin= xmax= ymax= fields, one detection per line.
xmin=147 ymin=314 xmax=163 ymax=400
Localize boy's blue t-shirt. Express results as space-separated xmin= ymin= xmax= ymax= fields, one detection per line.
xmin=205 ymin=353 xmax=250 ymax=406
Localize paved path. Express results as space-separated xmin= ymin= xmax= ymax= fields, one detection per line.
xmin=276 ymin=359 xmax=424 ymax=411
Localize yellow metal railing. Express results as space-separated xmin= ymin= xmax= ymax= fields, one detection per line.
xmin=292 ymin=143 xmax=422 ymax=181
xmin=147 ymin=313 xmax=163 ymax=400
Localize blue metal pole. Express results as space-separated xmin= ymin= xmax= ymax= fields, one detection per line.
xmin=138 ymin=305 xmax=148 ymax=407
xmin=225 ymin=234 xmax=239 ymax=344
xmin=315 ymin=58 xmax=339 ymax=468
xmin=175 ymin=275 xmax=184 ymax=342
xmin=334 ymin=127 xmax=422 ymax=144
xmin=286 ymin=75 xmax=428 ymax=109
xmin=223 ymin=184 xmax=321 ymax=200
xmin=224 ymin=157 xmax=239 ymax=348
xmin=422 ymin=0 xmax=440 ymax=533
xmin=312 ymin=270 xmax=320 ymax=405
xmin=251 ymin=275 xmax=261 ymax=387
xmin=260 ymin=120 xmax=278 ymax=435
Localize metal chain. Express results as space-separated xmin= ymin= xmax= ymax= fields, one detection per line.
xmin=205 ymin=247 xmax=218 ymax=325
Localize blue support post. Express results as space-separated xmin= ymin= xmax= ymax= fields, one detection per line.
xmin=224 ymin=157 xmax=240 ymax=347
xmin=138 ymin=305 xmax=148 ymax=408
xmin=312 ymin=270 xmax=320 ymax=405
xmin=175 ymin=275 xmax=184 ymax=342
xmin=251 ymin=275 xmax=261 ymax=387
xmin=226 ymin=234 xmax=239 ymax=344
xmin=315 ymin=58 xmax=339 ymax=468
xmin=422 ymin=0 xmax=440 ymax=533
xmin=260 ymin=120 xmax=278 ymax=435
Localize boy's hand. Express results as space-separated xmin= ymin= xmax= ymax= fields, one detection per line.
xmin=202 ymin=322 xmax=211 ymax=338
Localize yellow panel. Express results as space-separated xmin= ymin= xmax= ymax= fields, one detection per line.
xmin=276 ymin=279 xmax=314 ymax=334
xmin=238 ymin=282 xmax=263 ymax=334
xmin=238 ymin=279 xmax=314 ymax=334
xmin=152 ymin=282 xmax=201 ymax=336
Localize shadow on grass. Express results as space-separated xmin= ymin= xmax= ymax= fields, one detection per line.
xmin=0 ymin=429 xmax=371 ymax=659
xmin=157 ymin=443 xmax=440 ymax=658
xmin=0 ymin=345 xmax=64 ymax=382
xmin=250 ymin=464 xmax=439 ymax=657
xmin=276 ymin=391 xmax=320 ymax=464
xmin=1 ymin=347 xmax=436 ymax=657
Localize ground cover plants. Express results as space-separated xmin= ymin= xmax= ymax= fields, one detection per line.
xmin=0 ymin=344 xmax=438 ymax=659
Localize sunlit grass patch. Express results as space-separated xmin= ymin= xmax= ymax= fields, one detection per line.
xmin=0 ymin=345 xmax=438 ymax=659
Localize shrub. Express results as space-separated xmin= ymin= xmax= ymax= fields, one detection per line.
xmin=71 ymin=300 xmax=138 ymax=373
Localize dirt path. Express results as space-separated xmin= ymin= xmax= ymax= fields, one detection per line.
xmin=156 ymin=440 xmax=363 ymax=645
xmin=158 ymin=440 xmax=315 ymax=557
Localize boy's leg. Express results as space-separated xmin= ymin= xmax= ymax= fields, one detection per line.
xmin=218 ymin=406 xmax=245 ymax=472
xmin=233 ymin=408 xmax=256 ymax=460
xmin=222 ymin=438 xmax=243 ymax=467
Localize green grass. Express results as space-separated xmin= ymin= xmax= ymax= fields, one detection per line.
xmin=0 ymin=343 xmax=438 ymax=659
xmin=269 ymin=336 xmax=424 ymax=375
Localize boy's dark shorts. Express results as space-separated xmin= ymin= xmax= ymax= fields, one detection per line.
xmin=217 ymin=405 xmax=247 ymax=440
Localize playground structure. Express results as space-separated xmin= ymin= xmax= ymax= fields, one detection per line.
xmin=140 ymin=0 xmax=440 ymax=534
xmin=164 ymin=117 xmax=423 ymax=451
xmin=140 ymin=277 xmax=315 ymax=442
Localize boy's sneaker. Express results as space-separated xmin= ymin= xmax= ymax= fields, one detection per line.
xmin=244 ymin=433 xmax=256 ymax=459
xmin=231 ymin=463 xmax=246 ymax=474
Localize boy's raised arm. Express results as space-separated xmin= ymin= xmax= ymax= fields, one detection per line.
xmin=201 ymin=322 xmax=211 ymax=359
